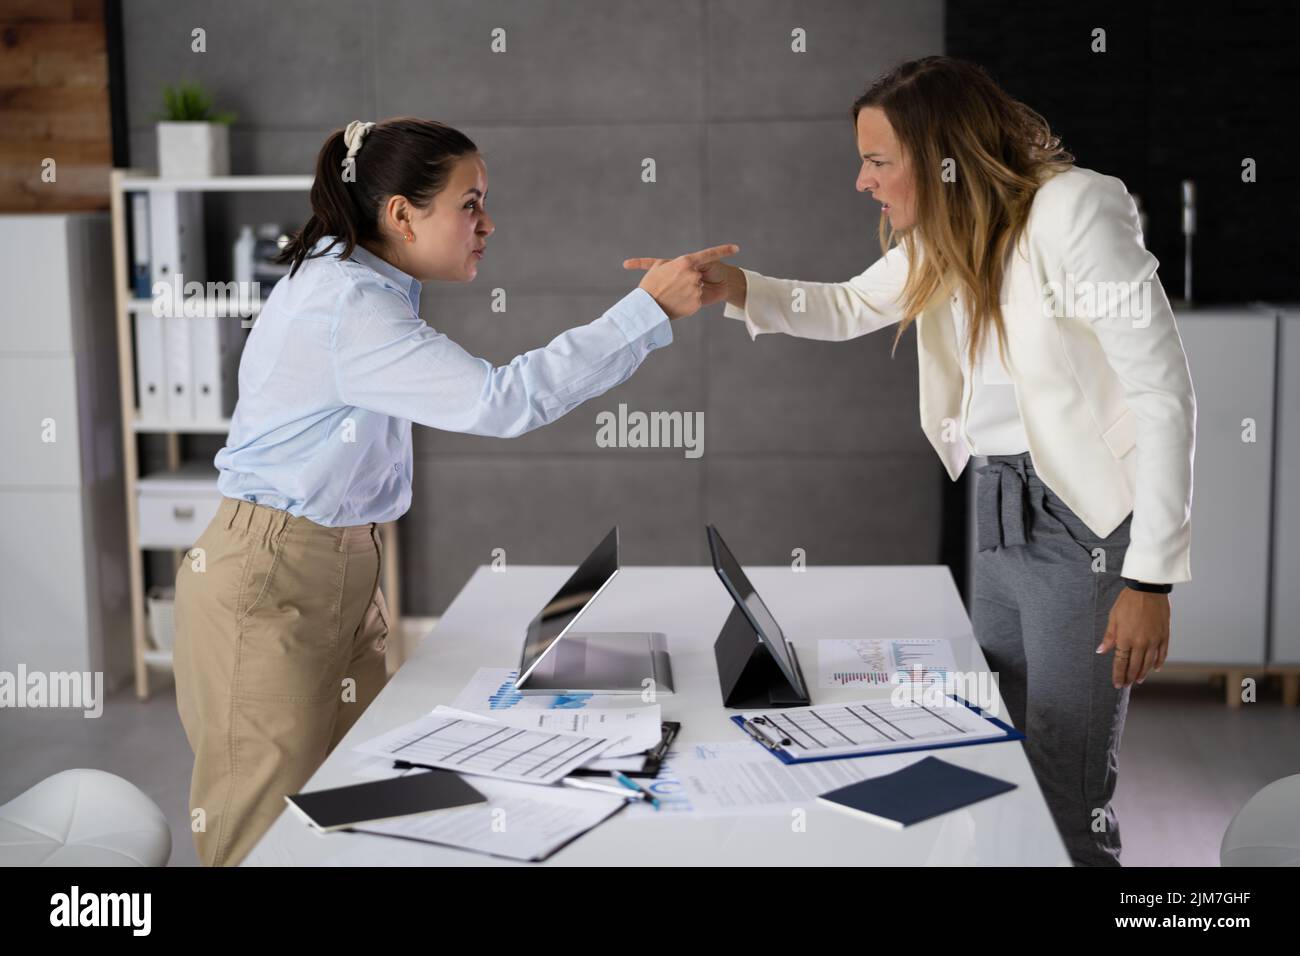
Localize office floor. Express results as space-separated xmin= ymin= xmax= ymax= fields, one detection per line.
xmin=1 ymin=663 xmax=1296 ymax=867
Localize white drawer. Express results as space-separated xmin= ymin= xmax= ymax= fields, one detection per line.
xmin=137 ymin=468 xmax=222 ymax=549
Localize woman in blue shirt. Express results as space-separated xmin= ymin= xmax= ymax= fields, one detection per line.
xmin=173 ymin=117 xmax=736 ymax=866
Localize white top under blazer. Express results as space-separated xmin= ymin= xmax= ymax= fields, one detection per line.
xmin=724 ymin=165 xmax=1196 ymax=584
xmin=949 ymin=293 xmax=1029 ymax=456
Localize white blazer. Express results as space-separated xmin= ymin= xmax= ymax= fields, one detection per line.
xmin=724 ymin=165 xmax=1196 ymax=584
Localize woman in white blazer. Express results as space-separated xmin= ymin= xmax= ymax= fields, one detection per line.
xmin=629 ymin=56 xmax=1195 ymax=866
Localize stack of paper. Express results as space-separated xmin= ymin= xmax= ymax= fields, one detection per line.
xmin=352 ymin=706 xmax=616 ymax=785
xmin=354 ymin=777 xmax=628 ymax=863
xmin=449 ymin=667 xmax=667 ymax=764
xmin=324 ymin=669 xmax=666 ymax=862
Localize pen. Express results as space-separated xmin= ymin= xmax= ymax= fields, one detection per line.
xmin=562 ymin=776 xmax=638 ymax=799
xmin=614 ymin=771 xmax=660 ymax=809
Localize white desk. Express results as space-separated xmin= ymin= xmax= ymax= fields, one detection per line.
xmin=245 ymin=565 xmax=1070 ymax=866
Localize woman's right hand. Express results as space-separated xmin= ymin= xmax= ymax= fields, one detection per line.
xmin=624 ymin=244 xmax=739 ymax=321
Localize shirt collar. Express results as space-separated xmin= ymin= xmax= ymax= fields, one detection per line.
xmin=313 ymin=236 xmax=422 ymax=312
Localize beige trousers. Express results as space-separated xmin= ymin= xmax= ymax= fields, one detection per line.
xmin=173 ymin=497 xmax=390 ymax=866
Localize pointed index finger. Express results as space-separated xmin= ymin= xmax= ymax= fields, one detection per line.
xmin=681 ymin=244 xmax=740 ymax=267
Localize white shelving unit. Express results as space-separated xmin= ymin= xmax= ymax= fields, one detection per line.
xmin=118 ymin=173 xmax=314 ymax=193
xmin=109 ymin=169 xmax=403 ymax=699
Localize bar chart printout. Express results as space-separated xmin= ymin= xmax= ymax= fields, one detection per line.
xmin=818 ymin=638 xmax=957 ymax=689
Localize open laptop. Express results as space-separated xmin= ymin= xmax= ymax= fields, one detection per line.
xmin=514 ymin=526 xmax=674 ymax=695
xmin=707 ymin=524 xmax=811 ymax=705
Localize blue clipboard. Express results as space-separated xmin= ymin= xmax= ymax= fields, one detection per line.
xmin=729 ymin=694 xmax=1025 ymax=765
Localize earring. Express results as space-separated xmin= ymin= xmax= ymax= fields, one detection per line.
xmin=404 ymin=233 xmax=413 ymax=242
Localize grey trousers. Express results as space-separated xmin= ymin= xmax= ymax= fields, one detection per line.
xmin=972 ymin=452 xmax=1133 ymax=867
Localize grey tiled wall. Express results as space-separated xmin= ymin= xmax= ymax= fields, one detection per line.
xmin=123 ymin=0 xmax=947 ymax=612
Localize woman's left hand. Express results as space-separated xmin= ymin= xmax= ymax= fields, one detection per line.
xmin=1097 ymin=589 xmax=1170 ymax=688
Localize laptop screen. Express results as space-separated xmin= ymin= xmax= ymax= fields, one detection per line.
xmin=706 ymin=525 xmax=807 ymax=697
xmin=517 ymin=526 xmax=620 ymax=684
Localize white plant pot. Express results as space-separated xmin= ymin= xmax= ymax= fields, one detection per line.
xmin=145 ymin=586 xmax=176 ymax=651
xmin=156 ymin=121 xmax=230 ymax=179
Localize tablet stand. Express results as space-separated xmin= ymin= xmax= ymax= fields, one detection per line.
xmin=713 ymin=604 xmax=810 ymax=709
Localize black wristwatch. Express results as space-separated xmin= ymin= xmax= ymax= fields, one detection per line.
xmin=1122 ymin=577 xmax=1173 ymax=594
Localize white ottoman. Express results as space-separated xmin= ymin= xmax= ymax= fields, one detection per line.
xmin=1220 ymin=773 xmax=1300 ymax=867
xmin=0 ymin=769 xmax=172 ymax=867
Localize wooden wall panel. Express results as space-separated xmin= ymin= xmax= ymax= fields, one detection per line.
xmin=0 ymin=0 xmax=112 ymax=211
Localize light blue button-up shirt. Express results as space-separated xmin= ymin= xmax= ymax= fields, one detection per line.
xmin=215 ymin=237 xmax=673 ymax=526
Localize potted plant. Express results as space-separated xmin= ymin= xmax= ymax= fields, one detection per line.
xmin=155 ymin=81 xmax=236 ymax=178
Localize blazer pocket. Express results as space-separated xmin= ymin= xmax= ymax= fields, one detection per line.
xmin=1101 ymin=408 xmax=1138 ymax=459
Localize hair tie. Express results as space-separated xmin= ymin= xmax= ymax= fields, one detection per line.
xmin=342 ymin=120 xmax=375 ymax=171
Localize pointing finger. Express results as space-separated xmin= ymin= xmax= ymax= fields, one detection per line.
xmin=681 ymin=243 xmax=740 ymax=267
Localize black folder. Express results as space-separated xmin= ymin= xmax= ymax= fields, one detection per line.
xmin=286 ymin=769 xmax=486 ymax=832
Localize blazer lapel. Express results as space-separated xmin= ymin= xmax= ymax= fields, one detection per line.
xmin=915 ymin=300 xmax=969 ymax=480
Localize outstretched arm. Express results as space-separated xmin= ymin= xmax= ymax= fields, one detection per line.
xmin=626 ymin=244 xmax=912 ymax=341
xmin=333 ymin=244 xmax=740 ymax=439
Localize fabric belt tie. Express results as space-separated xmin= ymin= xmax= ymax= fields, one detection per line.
xmin=975 ymin=457 xmax=1031 ymax=551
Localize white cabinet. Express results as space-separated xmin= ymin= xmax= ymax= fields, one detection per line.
xmin=0 ymin=214 xmax=131 ymax=686
xmin=1270 ymin=308 xmax=1300 ymax=665
xmin=1170 ymin=309 xmax=1276 ymax=665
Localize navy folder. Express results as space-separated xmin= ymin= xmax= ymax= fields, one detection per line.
xmin=816 ymin=755 xmax=1017 ymax=829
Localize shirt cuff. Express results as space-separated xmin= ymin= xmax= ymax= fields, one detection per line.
xmin=607 ymin=286 xmax=674 ymax=354
xmin=721 ymin=268 xmax=763 ymax=340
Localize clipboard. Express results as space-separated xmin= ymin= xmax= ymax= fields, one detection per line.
xmin=565 ymin=720 xmax=681 ymax=779
xmin=729 ymin=694 xmax=1024 ymax=765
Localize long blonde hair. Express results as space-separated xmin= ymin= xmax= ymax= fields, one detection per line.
xmin=852 ymin=57 xmax=1073 ymax=366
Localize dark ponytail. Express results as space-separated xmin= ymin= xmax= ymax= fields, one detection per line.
xmin=278 ymin=117 xmax=479 ymax=277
